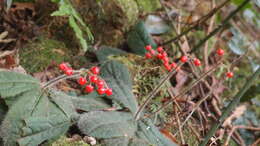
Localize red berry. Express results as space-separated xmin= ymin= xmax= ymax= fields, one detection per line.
xmin=157 ymin=46 xmax=164 ymax=53
xmin=91 ymin=66 xmax=100 ymax=75
xmin=85 ymin=85 xmax=94 ymax=93
xmin=97 ymin=88 xmax=106 ymax=95
xmin=105 ymin=88 xmax=113 ymax=96
xmin=145 ymin=52 xmax=152 ymax=59
xmin=65 ymin=68 xmax=73 ymax=76
xmin=157 ymin=53 xmax=163 ymax=59
xmin=78 ymin=77 xmax=87 ymax=85
xmin=59 ymin=63 xmax=68 ymax=71
xmin=226 ymin=72 xmax=234 ymax=78
xmin=217 ymin=48 xmax=224 ymax=56
xmin=164 ymin=63 xmax=172 ymax=71
xmin=150 ymin=49 xmax=156 ymax=55
xmin=96 ymin=80 xmax=104 ymax=88
xmin=89 ymin=76 xmax=98 ymax=83
xmin=170 ymin=62 xmax=177 ymax=68
xmin=145 ymin=45 xmax=152 ymax=51
xmin=162 ymin=57 xmax=169 ymax=63
xmin=180 ymin=56 xmax=188 ymax=63
xmin=193 ymin=58 xmax=201 ymax=66
xmin=162 ymin=51 xmax=167 ymax=57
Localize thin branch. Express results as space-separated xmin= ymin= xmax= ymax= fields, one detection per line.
xmin=191 ymin=0 xmax=251 ymax=53
xmin=199 ymin=67 xmax=260 ymax=146
xmin=162 ymin=0 xmax=231 ymax=46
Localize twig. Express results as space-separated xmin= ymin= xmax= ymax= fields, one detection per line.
xmin=142 ymin=61 xmax=222 ymax=120
xmin=224 ymin=125 xmax=260 ymax=146
xmin=175 ymin=106 xmax=185 ymax=145
xmin=252 ymin=138 xmax=260 ymax=146
xmin=162 ymin=0 xmax=231 ymax=46
xmin=199 ymin=67 xmax=260 ymax=146
xmin=191 ymin=0 xmax=251 ymax=53
xmin=134 ymin=63 xmax=184 ymax=120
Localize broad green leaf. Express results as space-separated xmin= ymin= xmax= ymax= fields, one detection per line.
xmin=0 ymin=90 xmax=74 ymax=146
xmin=241 ymin=84 xmax=260 ymax=102
xmin=0 ymin=99 xmax=7 ymax=124
xmin=101 ymin=137 xmax=149 ymax=146
xmin=78 ymin=111 xmax=137 ymax=139
xmin=136 ymin=119 xmax=178 ymax=146
xmin=100 ymin=61 xmax=138 ymax=113
xmin=95 ymin=47 xmax=127 ymax=63
xmin=71 ymin=93 xmax=112 ymax=111
xmin=0 ymin=71 xmax=40 ymax=101
xmin=127 ymin=21 xmax=157 ymax=55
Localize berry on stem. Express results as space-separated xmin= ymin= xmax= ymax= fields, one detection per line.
xmin=150 ymin=49 xmax=156 ymax=55
xmin=96 ymin=79 xmax=104 ymax=88
xmin=89 ymin=75 xmax=98 ymax=83
xmin=162 ymin=57 xmax=169 ymax=63
xmin=226 ymin=72 xmax=234 ymax=78
xmin=193 ymin=58 xmax=201 ymax=66
xmin=170 ymin=62 xmax=177 ymax=68
xmin=105 ymin=88 xmax=113 ymax=96
xmin=145 ymin=52 xmax=152 ymax=59
xmin=85 ymin=85 xmax=94 ymax=93
xmin=162 ymin=51 xmax=167 ymax=57
xmin=145 ymin=45 xmax=152 ymax=51
xmin=157 ymin=53 xmax=163 ymax=59
xmin=217 ymin=48 xmax=224 ymax=56
xmin=78 ymin=77 xmax=87 ymax=85
xmin=59 ymin=63 xmax=68 ymax=71
xmin=180 ymin=56 xmax=188 ymax=63
xmin=97 ymin=87 xmax=106 ymax=95
xmin=157 ymin=46 xmax=164 ymax=53
xmin=91 ymin=66 xmax=100 ymax=75
xmin=65 ymin=68 xmax=73 ymax=76
xmin=164 ymin=63 xmax=171 ymax=71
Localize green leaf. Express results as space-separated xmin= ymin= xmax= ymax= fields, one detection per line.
xmin=100 ymin=61 xmax=138 ymax=113
xmin=0 ymin=90 xmax=74 ymax=146
xmin=127 ymin=21 xmax=157 ymax=55
xmin=0 ymin=71 xmax=40 ymax=106
xmin=241 ymin=84 xmax=260 ymax=102
xmin=71 ymin=92 xmax=112 ymax=111
xmin=78 ymin=111 xmax=137 ymax=139
xmin=101 ymin=137 xmax=149 ymax=146
xmin=136 ymin=119 xmax=178 ymax=146
xmin=95 ymin=47 xmax=127 ymax=63
xmin=51 ymin=0 xmax=93 ymax=52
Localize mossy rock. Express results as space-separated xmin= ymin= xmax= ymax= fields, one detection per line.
xmin=135 ymin=0 xmax=161 ymax=13
xmin=74 ymin=0 xmax=139 ymax=46
xmin=20 ymin=37 xmax=71 ymax=73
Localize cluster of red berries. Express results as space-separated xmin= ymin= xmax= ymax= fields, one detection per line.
xmin=145 ymin=45 xmax=201 ymax=71
xmin=59 ymin=63 xmax=113 ymax=96
xmin=145 ymin=46 xmax=234 ymax=79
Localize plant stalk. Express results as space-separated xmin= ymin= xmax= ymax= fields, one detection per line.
xmin=199 ymin=67 xmax=260 ymax=146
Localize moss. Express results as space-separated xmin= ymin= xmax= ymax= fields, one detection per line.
xmin=51 ymin=137 xmax=89 ymax=146
xmin=20 ymin=37 xmax=71 ymax=73
xmin=135 ymin=0 xmax=161 ymax=12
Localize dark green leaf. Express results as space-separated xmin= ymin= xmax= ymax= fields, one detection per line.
xmin=0 ymin=71 xmax=40 ymax=105
xmin=0 ymin=90 xmax=74 ymax=146
xmin=78 ymin=111 xmax=137 ymax=139
xmin=127 ymin=21 xmax=157 ymax=55
xmin=100 ymin=61 xmax=138 ymax=113
xmin=101 ymin=137 xmax=149 ymax=146
xmin=136 ymin=119 xmax=178 ymax=146
xmin=241 ymin=84 xmax=260 ymax=102
xmin=95 ymin=47 xmax=127 ymax=63
xmin=71 ymin=92 xmax=112 ymax=111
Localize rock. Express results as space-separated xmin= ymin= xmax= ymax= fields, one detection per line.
xmin=20 ymin=36 xmax=71 ymax=73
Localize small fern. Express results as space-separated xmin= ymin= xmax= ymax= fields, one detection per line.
xmin=51 ymin=0 xmax=94 ymax=52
